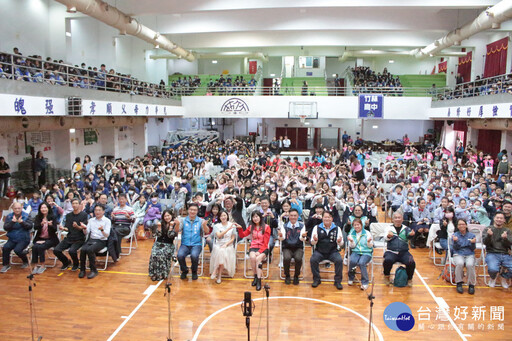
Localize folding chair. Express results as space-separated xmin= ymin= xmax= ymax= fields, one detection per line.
xmin=121 ymin=221 xmax=138 ymax=256
xmin=380 ymin=239 xmax=405 ymax=277
xmin=243 ymin=238 xmax=270 ymax=279
xmin=86 ymin=246 xmax=110 ymax=271
xmin=278 ymin=241 xmax=305 ymax=280
xmin=444 ymin=238 xmax=457 ymax=285
xmin=467 ymin=225 xmax=488 ymax=284
xmin=427 ymin=224 xmax=445 ymax=266
xmin=172 ymin=234 xmax=206 ymax=277
xmin=310 ymin=244 xmax=338 ymax=282
xmin=346 ymin=245 xmax=374 ymax=284
xmin=210 ymin=235 xmax=237 ymax=278
xmin=0 ymin=209 xmax=10 ymax=239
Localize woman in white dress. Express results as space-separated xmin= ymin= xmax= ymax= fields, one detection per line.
xmin=210 ymin=210 xmax=237 ymax=283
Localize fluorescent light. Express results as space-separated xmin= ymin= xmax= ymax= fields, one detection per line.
xmin=332 ymin=74 xmax=337 ymax=77
xmin=270 ymin=73 xmax=275 ymax=77
xmin=388 ymin=60 xmax=394 ymax=64
xmin=211 ymin=120 xmax=215 ymax=126
xmin=212 ymin=60 xmax=218 ymax=64
xmin=372 ymin=125 xmax=378 ymax=129
xmin=67 ymin=6 xmax=77 ymax=13
xmin=69 ymin=128 xmax=76 ymax=133
xmin=155 ymin=44 xmax=160 ymax=49
xmin=66 ymin=31 xmax=71 ymax=37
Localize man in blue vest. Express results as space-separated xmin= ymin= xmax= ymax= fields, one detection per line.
xmin=309 ymin=211 xmax=344 ymax=290
xmin=278 ymin=209 xmax=305 ymax=285
xmin=177 ymin=203 xmax=209 ymax=280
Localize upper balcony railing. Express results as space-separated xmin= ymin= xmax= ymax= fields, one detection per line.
xmin=0 ymin=51 xmax=178 ymax=99
xmin=434 ymin=72 xmax=512 ymax=101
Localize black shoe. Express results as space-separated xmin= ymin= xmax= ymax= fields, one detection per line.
xmin=87 ymin=271 xmax=98 ymax=279
xmin=180 ymin=271 xmax=188 ymax=280
xmin=334 ymin=282 xmax=344 ymax=290
xmin=436 ymin=248 xmax=443 ymax=255
xmin=192 ymin=272 xmax=198 ymax=280
xmin=325 ymin=262 xmax=331 ymax=269
xmin=410 ymin=239 xmax=416 ymax=249
xmin=312 ymin=279 xmax=321 ymax=288
xmin=251 ymin=276 xmax=258 ymax=286
xmin=60 ymin=262 xmax=70 ymax=271
xmin=468 ymin=285 xmax=475 ymax=295
xmin=293 ymin=276 xmax=300 ymax=285
xmin=256 ymin=278 xmax=262 ymax=291
xmin=71 ymin=265 xmax=79 ymax=272
xmin=456 ymin=282 xmax=464 ymax=294
xmin=78 ymin=271 xmax=86 ymax=279
xmin=285 ymin=276 xmax=291 ymax=285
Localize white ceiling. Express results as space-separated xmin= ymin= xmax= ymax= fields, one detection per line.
xmin=99 ymin=0 xmax=506 ymax=52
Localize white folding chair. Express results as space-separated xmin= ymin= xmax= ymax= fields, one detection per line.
xmin=427 ymin=224 xmax=445 ymax=266
xmin=210 ymin=235 xmax=237 ymax=278
xmin=310 ymin=244 xmax=338 ymax=282
xmin=173 ymin=234 xmax=206 ymax=277
xmin=278 ymin=241 xmax=305 ymax=280
xmin=120 ymin=221 xmax=138 ymax=256
xmin=243 ymin=238 xmax=270 ymax=279
xmin=86 ymin=246 xmax=110 ymax=271
xmin=347 ymin=245 xmax=374 ymax=284
xmin=467 ymin=226 xmax=487 ymax=284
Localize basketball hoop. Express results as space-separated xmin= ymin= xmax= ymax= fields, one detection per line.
xmin=299 ymin=115 xmax=306 ymax=124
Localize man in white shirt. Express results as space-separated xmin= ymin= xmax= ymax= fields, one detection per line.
xmin=79 ymin=204 xmax=111 ymax=279
xmin=283 ymin=136 xmax=291 ymax=151
xmin=227 ymin=151 xmax=239 ymax=168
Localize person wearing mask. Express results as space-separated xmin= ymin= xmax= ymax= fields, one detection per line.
xmin=237 ymin=211 xmax=271 ymax=291
xmin=278 ymin=209 xmax=305 ymax=285
xmin=309 ymin=211 xmax=344 ymax=290
xmin=111 ymin=194 xmax=135 ymax=254
xmin=0 ymin=202 xmax=32 ymax=272
xmin=451 ymin=219 xmax=477 ymax=294
xmin=31 ymin=203 xmax=59 ymax=274
xmin=483 ymin=212 xmax=512 ymax=288
xmin=347 ymin=218 xmax=373 ymax=290
xmin=383 ymin=212 xmax=416 ymax=287
xmin=176 ymin=203 xmax=209 ymax=280
xmin=54 ymin=198 xmax=89 ymax=271
xmin=78 ymin=204 xmax=111 ymax=279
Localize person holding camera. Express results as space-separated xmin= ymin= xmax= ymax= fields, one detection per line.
xmin=148 ymin=210 xmax=179 ymax=281
xmin=78 ymin=204 xmax=111 ymax=279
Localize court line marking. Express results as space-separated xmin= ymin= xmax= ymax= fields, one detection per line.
xmin=415 ymin=269 xmax=468 ymax=341
xmin=191 ymin=296 xmax=384 ymax=341
xmin=106 ymin=280 xmax=164 ymax=341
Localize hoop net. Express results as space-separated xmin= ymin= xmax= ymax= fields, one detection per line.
xmin=299 ymin=115 xmax=306 ymax=124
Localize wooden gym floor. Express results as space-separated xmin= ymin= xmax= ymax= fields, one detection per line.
xmin=0 ymin=210 xmax=511 ymax=340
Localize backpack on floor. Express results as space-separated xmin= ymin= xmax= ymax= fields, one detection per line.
xmin=439 ymin=263 xmax=456 ymax=283
xmin=394 ymin=266 xmax=408 ymax=287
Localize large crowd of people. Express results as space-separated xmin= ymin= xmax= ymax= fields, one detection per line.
xmin=1 ymin=136 xmax=512 ymax=295
xmin=0 ymin=47 xmax=173 ymax=98
xmin=351 ymin=66 xmax=404 ymax=96
xmin=169 ymin=74 xmax=257 ymax=96
xmin=435 ymin=73 xmax=512 ymax=101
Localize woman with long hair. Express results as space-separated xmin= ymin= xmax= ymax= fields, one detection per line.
xmin=210 ymin=210 xmax=237 ymax=283
xmin=237 ymin=211 xmax=271 ymax=291
xmin=31 ymin=202 xmax=59 ymax=274
xmin=148 ymin=210 xmax=179 ymax=281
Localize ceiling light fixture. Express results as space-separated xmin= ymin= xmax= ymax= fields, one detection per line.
xmin=155 ymin=44 xmax=160 ymax=49
xmin=388 ymin=60 xmax=394 ymax=63
xmin=212 ymin=60 xmax=218 ymax=64
xmin=66 ymin=31 xmax=71 ymax=37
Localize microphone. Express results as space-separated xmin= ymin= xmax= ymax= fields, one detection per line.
xmin=242 ymin=291 xmax=254 ymax=317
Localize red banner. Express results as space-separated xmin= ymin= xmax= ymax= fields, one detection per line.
xmin=249 ymin=61 xmax=257 ymax=74
xmin=438 ymin=61 xmax=447 ymax=73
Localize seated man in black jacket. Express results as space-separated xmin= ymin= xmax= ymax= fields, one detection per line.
xmin=383 ymin=212 xmax=416 ymax=286
xmin=278 ymin=209 xmax=305 ymax=285
xmin=310 ymin=211 xmax=344 ymax=290
xmin=54 ymin=198 xmax=89 ymax=271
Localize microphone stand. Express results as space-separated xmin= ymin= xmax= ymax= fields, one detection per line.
xmin=26 ymin=248 xmax=43 ymax=341
xmin=164 ymin=256 xmax=178 ymax=341
xmin=264 ymin=284 xmax=270 ymax=341
xmin=367 ymin=279 xmax=375 ymax=341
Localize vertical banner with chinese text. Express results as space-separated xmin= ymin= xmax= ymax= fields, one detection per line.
xmin=358 ymin=94 xmax=383 ymax=119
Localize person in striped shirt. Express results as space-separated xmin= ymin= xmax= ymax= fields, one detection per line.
xmin=111 ymin=194 xmax=135 ymax=255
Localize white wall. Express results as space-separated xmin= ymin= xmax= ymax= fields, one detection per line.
xmin=198 ymin=58 xmax=243 ymax=75
xmin=362 ymin=119 xmax=433 ymax=142
xmin=168 ymin=59 xmax=199 ymax=76
xmin=294 ymin=56 xmax=325 ymax=77
xmin=263 ymin=57 xmax=283 ymax=78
